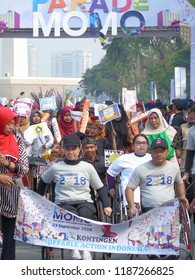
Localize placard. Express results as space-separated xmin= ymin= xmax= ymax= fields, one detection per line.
xmin=98 ymin=103 xmax=121 ymax=125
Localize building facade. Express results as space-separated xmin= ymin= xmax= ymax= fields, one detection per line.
xmin=0 ymin=77 xmax=81 ymax=100
xmin=51 ymin=50 xmax=92 ymax=78
xmin=1 ymin=38 xmax=28 ymax=77
xmin=28 ymin=44 xmax=37 ymax=77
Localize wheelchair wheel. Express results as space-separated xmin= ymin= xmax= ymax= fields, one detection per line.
xmin=129 ymin=254 xmax=139 ymax=260
xmin=111 ymin=195 xmax=122 ymax=224
xmin=179 ymin=201 xmax=193 ymax=260
xmin=96 ymin=200 xmax=106 ymax=222
xmin=96 ymin=198 xmax=110 ymax=223
xmin=95 ymin=199 xmax=111 ymax=260
xmin=61 ymin=249 xmax=65 ymax=260
xmin=41 ymin=246 xmax=54 ymax=260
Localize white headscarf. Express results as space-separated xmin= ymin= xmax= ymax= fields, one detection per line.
xmin=142 ymin=108 xmax=176 ymax=141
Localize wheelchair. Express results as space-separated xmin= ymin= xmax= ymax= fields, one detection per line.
xmin=110 ymin=176 xmax=140 ymax=260
xmin=178 ymin=199 xmax=193 ymax=260
xmin=110 ymin=177 xmax=193 ymax=260
xmin=145 ymin=200 xmax=193 ymax=260
xmin=41 ymin=184 xmax=111 ymax=260
xmin=111 ymin=176 xmax=128 ymax=224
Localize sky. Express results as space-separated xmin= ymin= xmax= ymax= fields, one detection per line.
xmin=0 ymin=38 xmax=106 ymax=77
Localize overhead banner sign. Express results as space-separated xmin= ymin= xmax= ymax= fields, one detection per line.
xmin=0 ymin=1 xmax=195 ymax=39
xmin=14 ymin=188 xmax=181 ymax=256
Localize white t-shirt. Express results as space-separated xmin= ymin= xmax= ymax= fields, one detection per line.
xmin=107 ymin=153 xmax=152 ymax=206
xmin=41 ymin=160 xmax=104 ymax=204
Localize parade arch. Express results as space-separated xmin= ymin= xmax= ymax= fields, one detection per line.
xmin=0 ymin=0 xmax=195 ymax=99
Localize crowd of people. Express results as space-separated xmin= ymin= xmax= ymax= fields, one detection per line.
xmin=0 ymin=96 xmax=195 ymax=260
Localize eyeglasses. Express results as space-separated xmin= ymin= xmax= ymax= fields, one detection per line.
xmin=149 ymin=117 xmax=159 ymax=121
xmin=134 ymin=141 xmax=148 ymax=146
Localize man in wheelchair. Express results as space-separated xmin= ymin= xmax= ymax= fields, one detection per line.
xmin=125 ymin=137 xmax=189 ymax=259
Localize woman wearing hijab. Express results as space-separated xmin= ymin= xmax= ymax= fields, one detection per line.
xmin=16 ymin=115 xmax=30 ymax=138
xmin=24 ymin=109 xmax=54 ymax=157
xmin=0 ymin=107 xmax=29 ymax=259
xmin=23 ymin=109 xmax=54 ymax=192
xmin=105 ymin=104 xmax=132 ymax=153
xmin=58 ymin=106 xmax=80 ymax=136
xmin=142 ymin=108 xmax=177 ymax=164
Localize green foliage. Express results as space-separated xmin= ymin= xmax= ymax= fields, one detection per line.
xmin=188 ymin=0 xmax=195 ymax=7
xmin=80 ymin=37 xmax=190 ymax=103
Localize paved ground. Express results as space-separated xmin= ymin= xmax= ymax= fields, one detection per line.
xmin=0 ymin=239 xmax=194 ymax=260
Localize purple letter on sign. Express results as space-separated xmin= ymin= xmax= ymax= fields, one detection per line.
xmin=89 ymin=0 xmax=109 ymax=13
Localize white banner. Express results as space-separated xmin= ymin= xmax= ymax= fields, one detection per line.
xmin=174 ymin=67 xmax=187 ymax=99
xmin=39 ymin=96 xmax=57 ymax=111
xmin=122 ymin=89 xmax=137 ymax=112
xmin=15 ymin=188 xmax=180 ymax=256
xmin=70 ymin=110 xmax=83 ymax=121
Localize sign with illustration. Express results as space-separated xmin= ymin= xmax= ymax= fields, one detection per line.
xmin=98 ymin=103 xmax=121 ymax=124
xmin=94 ymin=103 xmax=107 ymax=117
xmin=104 ymin=149 xmax=124 ymax=167
xmin=13 ymin=100 xmax=33 ymax=117
xmin=39 ymin=96 xmax=57 ymax=111
xmin=15 ymin=188 xmax=180 ymax=256
xmin=122 ymin=88 xmax=137 ymax=113
xmin=23 ymin=122 xmax=48 ymax=152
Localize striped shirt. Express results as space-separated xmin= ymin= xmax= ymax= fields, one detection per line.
xmin=0 ymin=132 xmax=29 ymax=217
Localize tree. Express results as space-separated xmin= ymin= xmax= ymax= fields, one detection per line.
xmin=80 ymin=36 xmax=190 ymax=103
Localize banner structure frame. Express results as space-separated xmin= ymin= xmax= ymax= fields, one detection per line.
xmin=0 ymin=27 xmax=179 ymax=39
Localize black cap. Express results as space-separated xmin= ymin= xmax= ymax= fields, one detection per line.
xmin=151 ymin=138 xmax=168 ymax=149
xmin=63 ymin=134 xmax=81 ymax=147
xmin=82 ymin=137 xmax=97 ymax=147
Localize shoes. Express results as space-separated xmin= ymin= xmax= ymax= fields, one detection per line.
xmin=70 ymin=249 xmax=81 ymax=260
xmin=147 ymin=254 xmax=159 ymax=260
xmin=161 ymin=255 xmax=179 ymax=260
xmin=70 ymin=250 xmax=92 ymax=260
xmin=81 ymin=250 xmax=92 ymax=260
xmin=147 ymin=254 xmax=179 ymax=260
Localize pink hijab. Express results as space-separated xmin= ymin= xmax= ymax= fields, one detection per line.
xmin=58 ymin=106 xmax=80 ymax=136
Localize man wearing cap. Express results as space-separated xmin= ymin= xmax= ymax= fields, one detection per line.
xmin=38 ymin=133 xmax=112 ymax=260
xmin=125 ymin=137 xmax=188 ymax=216
xmin=81 ymin=137 xmax=107 ymax=186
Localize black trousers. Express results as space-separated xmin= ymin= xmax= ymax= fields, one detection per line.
xmin=58 ymin=201 xmax=97 ymax=220
xmin=1 ymin=215 xmax=16 ymax=260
